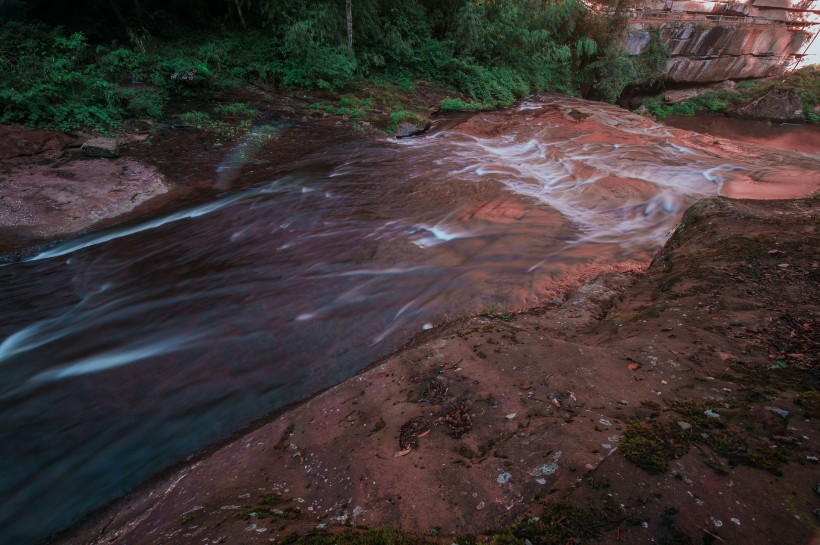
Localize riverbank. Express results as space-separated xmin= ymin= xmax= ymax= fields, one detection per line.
xmin=2 ymin=87 xmax=819 ymax=261
xmin=54 ymin=195 xmax=819 ymax=545
xmin=0 ymin=79 xmax=470 ymax=258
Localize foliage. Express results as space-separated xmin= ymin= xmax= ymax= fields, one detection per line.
xmin=0 ymin=0 xmax=678 ymax=131
xmin=642 ymin=89 xmax=745 ymax=119
xmin=584 ymin=29 xmax=669 ymax=103
xmin=214 ymin=102 xmax=259 ymax=116
xmin=0 ymin=22 xmax=128 ymax=131
xmin=178 ymin=111 xmax=212 ymax=127
xmin=440 ymin=97 xmax=485 ymax=112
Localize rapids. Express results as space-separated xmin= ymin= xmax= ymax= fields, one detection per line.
xmin=0 ymin=96 xmax=817 ymax=545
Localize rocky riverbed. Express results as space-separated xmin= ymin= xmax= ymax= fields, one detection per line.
xmin=0 ymin=95 xmax=818 ymax=545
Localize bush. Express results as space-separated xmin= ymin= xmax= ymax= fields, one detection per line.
xmin=439 ymin=97 xmax=485 ymax=112
xmin=0 ymin=23 xmax=126 ymax=131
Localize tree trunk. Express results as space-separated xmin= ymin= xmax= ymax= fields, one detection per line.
xmin=346 ymin=0 xmax=353 ymax=49
xmin=234 ymin=0 xmax=246 ymax=29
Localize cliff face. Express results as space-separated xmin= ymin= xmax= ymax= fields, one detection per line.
xmin=626 ymin=0 xmax=819 ymax=82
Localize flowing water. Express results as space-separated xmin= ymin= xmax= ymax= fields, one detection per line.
xmin=0 ymin=96 xmax=816 ymax=545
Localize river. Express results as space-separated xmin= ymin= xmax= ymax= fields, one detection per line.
xmin=0 ymin=96 xmax=817 ymax=545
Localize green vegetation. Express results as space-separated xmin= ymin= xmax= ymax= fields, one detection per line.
xmin=480 ymin=304 xmax=514 ymax=321
xmin=620 ymin=399 xmax=791 ymax=475
xmin=642 ymin=89 xmax=745 ymax=119
xmin=641 ymin=65 xmax=820 ymax=122
xmin=1 ymin=0 xmax=672 ymax=132
xmin=440 ymin=97 xmax=485 ymax=112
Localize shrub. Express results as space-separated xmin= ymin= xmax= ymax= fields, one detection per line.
xmin=439 ymin=97 xmax=485 ymax=112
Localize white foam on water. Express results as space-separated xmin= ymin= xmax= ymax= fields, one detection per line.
xmin=412 ymin=223 xmax=474 ymax=248
xmin=21 ymin=179 xmax=295 ymax=263
xmin=27 ymin=333 xmax=204 ymax=383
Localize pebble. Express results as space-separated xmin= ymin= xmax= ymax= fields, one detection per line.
xmin=766 ymin=406 xmax=790 ymax=418
xmin=704 ymin=409 xmax=720 ymax=418
xmin=677 ymin=421 xmax=692 ymax=431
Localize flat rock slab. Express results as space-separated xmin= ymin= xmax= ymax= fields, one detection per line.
xmin=81 ymin=137 xmax=120 ymax=158
xmin=0 ymin=158 xmax=168 ymax=239
xmin=0 ymin=124 xmax=77 ymax=160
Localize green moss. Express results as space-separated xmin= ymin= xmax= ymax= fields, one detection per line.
xmin=275 ymin=424 xmax=295 ymax=451
xmin=620 ymin=420 xmax=670 ymax=473
xmin=795 ymin=390 xmax=820 ymax=417
xmin=480 ymin=304 xmax=514 ymax=321
xmin=495 ymin=501 xmax=599 ymax=545
xmin=259 ymin=493 xmax=282 ymax=505
xmin=670 ymin=400 xmax=723 ymax=430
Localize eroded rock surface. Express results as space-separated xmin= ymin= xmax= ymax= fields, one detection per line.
xmin=0 ymin=159 xmax=167 ymax=239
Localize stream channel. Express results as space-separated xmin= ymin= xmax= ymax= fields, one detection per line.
xmin=1 ymin=96 xmax=817 ymax=544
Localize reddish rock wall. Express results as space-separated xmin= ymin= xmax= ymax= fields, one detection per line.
xmin=624 ymin=0 xmax=818 ymax=82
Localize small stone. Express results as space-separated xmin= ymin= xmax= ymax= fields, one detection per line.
xmin=81 ymin=137 xmax=120 ymax=158
xmin=767 ymin=406 xmax=790 ymax=418
xmin=704 ymin=409 xmax=720 ymax=418
xmin=395 ymin=123 xmax=425 ymax=138
xmin=677 ymin=421 xmax=692 ymax=431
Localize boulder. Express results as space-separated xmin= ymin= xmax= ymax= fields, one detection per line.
xmin=81 ymin=137 xmax=120 ymax=158
xmin=394 ymin=122 xmax=426 ymax=138
xmin=735 ymin=88 xmax=805 ymax=123
xmin=0 ymin=125 xmax=76 ymax=160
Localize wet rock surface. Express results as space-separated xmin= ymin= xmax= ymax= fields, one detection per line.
xmin=57 ymin=196 xmax=819 ymax=545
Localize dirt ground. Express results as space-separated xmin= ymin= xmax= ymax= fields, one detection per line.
xmin=53 ymin=195 xmax=819 ymax=545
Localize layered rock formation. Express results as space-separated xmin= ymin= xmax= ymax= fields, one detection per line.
xmin=625 ymin=0 xmax=819 ymax=82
